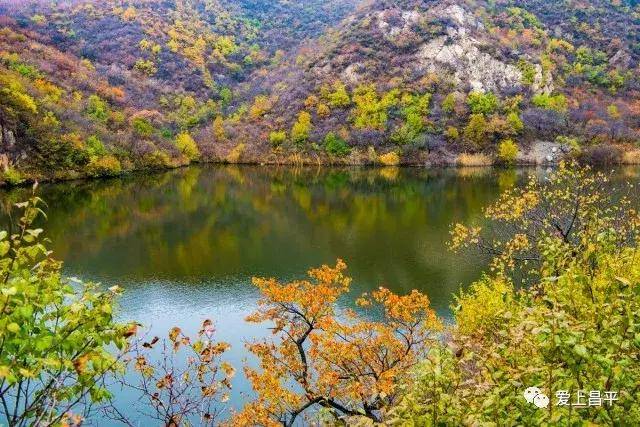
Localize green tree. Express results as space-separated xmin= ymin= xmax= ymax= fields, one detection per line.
xmin=269 ymin=130 xmax=287 ymax=147
xmin=463 ymin=114 xmax=489 ymax=148
xmin=0 ymin=196 xmax=132 ymax=426
xmin=441 ymin=93 xmax=457 ymax=114
xmin=219 ymin=87 xmax=233 ymax=107
xmin=517 ymin=59 xmax=537 ymax=85
xmin=532 ymin=93 xmax=568 ymax=113
xmin=497 ymin=138 xmax=518 ymax=164
xmin=176 ymin=132 xmax=200 ymax=161
xmin=86 ymin=95 xmax=109 ymax=123
xmin=86 ymin=135 xmax=106 ymax=157
xmin=506 ymin=111 xmax=524 ymax=134
xmin=466 ymin=91 xmax=499 ymax=115
xmin=325 ymin=82 xmax=351 ymax=108
xmin=133 ymin=59 xmax=157 ymax=76
xmin=352 ymin=84 xmax=397 ymax=130
xmin=391 ymin=93 xmax=430 ymax=146
xmin=132 ymin=117 xmax=155 ymax=137
xmin=324 ymin=132 xmax=350 ymax=157
xmin=291 ymin=111 xmax=312 ymax=145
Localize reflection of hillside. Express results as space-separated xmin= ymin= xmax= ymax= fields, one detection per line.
xmin=0 ymin=168 xmax=509 ymax=289
xmin=5 ymin=165 xmax=633 ymax=310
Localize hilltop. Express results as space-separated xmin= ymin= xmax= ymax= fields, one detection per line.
xmin=1 ymin=0 xmax=640 ymax=183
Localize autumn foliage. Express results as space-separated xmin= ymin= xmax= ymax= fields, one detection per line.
xmin=234 ymin=260 xmax=441 ymax=425
xmin=450 ymin=161 xmax=640 ymax=278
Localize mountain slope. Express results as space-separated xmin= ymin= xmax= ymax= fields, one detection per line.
xmin=0 ymin=0 xmax=358 ymax=181
xmin=223 ymin=0 xmax=640 ymax=165
xmin=1 ymin=0 xmax=640 ymax=183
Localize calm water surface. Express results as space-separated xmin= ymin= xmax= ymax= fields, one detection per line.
xmin=2 ymin=165 xmax=637 ymax=422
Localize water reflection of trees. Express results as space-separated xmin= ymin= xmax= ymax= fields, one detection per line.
xmin=0 ymin=165 xmax=592 ymax=309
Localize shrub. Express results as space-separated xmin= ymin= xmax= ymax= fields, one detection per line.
xmin=175 ymin=132 xmax=200 ymax=161
xmin=86 ymin=155 xmax=122 ymax=177
xmin=132 ymin=117 xmax=155 ymax=137
xmin=225 ymin=143 xmax=246 ymax=163
xmin=531 ymin=93 xmax=568 ymax=113
xmin=522 ymin=107 xmax=567 ymax=138
xmin=219 ymin=86 xmax=233 ymax=107
xmin=506 ymin=111 xmax=524 ymax=133
xmin=366 ymin=146 xmax=378 ymax=164
xmin=325 ymin=81 xmax=351 ymax=108
xmin=456 ymin=152 xmax=493 ymax=166
xmin=1 ymin=167 xmax=25 ymax=186
xmin=160 ymin=128 xmax=173 ymax=139
xmin=86 ymin=95 xmax=109 ymax=122
xmin=497 ymin=139 xmax=519 ymax=164
xmin=352 ymin=84 xmax=395 ymax=130
xmin=324 ymin=132 xmax=351 ymax=157
xmin=556 ymin=135 xmax=581 ymax=152
xmin=304 ymin=95 xmax=318 ymax=109
xmin=316 ymin=103 xmax=330 ymax=118
xmin=110 ymin=111 xmax=126 ymax=126
xmin=141 ymin=150 xmax=173 ymax=169
xmin=269 ymin=130 xmax=287 ymax=147
xmin=0 ymin=197 xmax=132 ymax=425
xmin=463 ymin=114 xmax=489 ymax=148
xmin=30 ymin=14 xmax=46 ymax=25
xmin=213 ymin=116 xmax=226 ymax=141
xmin=453 ymin=275 xmax=514 ymax=336
xmin=379 ymin=151 xmax=400 ymax=166
xmin=350 ymin=129 xmax=386 ymax=147
xmin=291 ymin=111 xmax=312 ymax=145
xmin=450 ymin=162 xmax=637 ymax=277
xmin=86 ymin=135 xmax=106 ymax=157
xmin=466 ymin=91 xmax=499 ymax=115
xmin=133 ymin=59 xmax=157 ymax=76
xmin=441 ymin=92 xmax=457 ymax=114
xmin=392 ymin=239 xmax=640 ymax=425
xmin=249 ymin=95 xmax=273 ymax=119
xmin=517 ymin=59 xmax=537 ymax=85
xmin=122 ymin=6 xmax=136 ymax=20
xmin=391 ymin=105 xmax=425 ymax=146
xmin=111 ymin=321 xmax=233 ymax=425
xmin=444 ymin=126 xmax=459 ymax=141
xmin=13 ymin=63 xmax=40 ymax=79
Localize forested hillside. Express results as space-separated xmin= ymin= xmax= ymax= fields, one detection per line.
xmin=2 ymin=0 xmax=640 ymax=183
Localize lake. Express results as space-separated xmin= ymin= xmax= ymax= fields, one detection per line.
xmin=2 ymin=164 xmax=637 ymax=422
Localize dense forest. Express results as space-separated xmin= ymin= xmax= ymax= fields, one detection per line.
xmin=2 ymin=0 xmax=640 ymax=183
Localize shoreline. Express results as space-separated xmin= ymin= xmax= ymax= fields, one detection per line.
xmin=3 ymin=156 xmax=640 ymax=190
xmin=5 ymin=140 xmax=640 ymax=188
